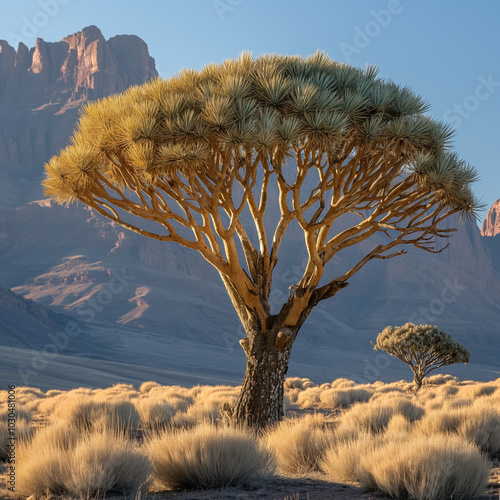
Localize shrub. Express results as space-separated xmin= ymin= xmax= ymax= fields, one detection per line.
xmin=284 ymin=377 xmax=315 ymax=390
xmin=0 ymin=408 xmax=33 ymax=461
xmin=319 ymin=388 xmax=372 ymax=409
xmin=134 ymin=398 xmax=176 ymax=430
xmin=458 ymin=382 xmax=497 ymax=399
xmin=335 ymin=396 xmax=424 ymax=441
xmin=62 ymin=432 xmax=151 ymax=497
xmin=265 ymin=415 xmax=334 ymax=475
xmin=295 ymin=387 xmax=322 ymax=409
xmin=458 ymin=407 xmax=500 ymax=457
xmin=139 ymin=381 xmax=162 ymax=393
xmin=147 ymin=423 xmax=272 ymax=490
xmin=55 ymin=399 xmax=140 ymax=433
xmin=416 ymin=407 xmax=465 ymax=435
xmin=16 ymin=424 xmax=150 ymax=498
xmin=357 ymin=434 xmax=490 ymax=500
xmin=321 ymin=432 xmax=380 ymax=482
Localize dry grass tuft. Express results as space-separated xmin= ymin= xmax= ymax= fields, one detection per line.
xmin=458 ymin=407 xmax=500 ymax=457
xmin=139 ymin=381 xmax=162 ymax=393
xmin=134 ymin=398 xmax=176 ymax=430
xmin=52 ymin=398 xmax=140 ymax=433
xmin=0 ymin=407 xmax=33 ymax=461
xmin=16 ymin=424 xmax=150 ymax=498
xmin=147 ymin=423 xmax=272 ymax=490
xmin=357 ymin=434 xmax=490 ymax=500
xmin=265 ymin=414 xmax=335 ymax=475
xmin=321 ymin=432 xmax=381 ymax=482
xmin=61 ymin=432 xmax=151 ymax=497
xmin=319 ymin=388 xmax=372 ymax=408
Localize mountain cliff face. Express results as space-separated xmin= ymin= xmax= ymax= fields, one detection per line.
xmin=481 ymin=199 xmax=500 ymax=237
xmin=0 ymin=25 xmax=157 ymax=108
xmin=0 ymin=27 xmax=499 ymax=388
xmin=0 ymin=26 xmax=158 ymax=206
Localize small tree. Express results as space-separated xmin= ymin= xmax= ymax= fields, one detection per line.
xmin=43 ymin=53 xmax=481 ymax=427
xmin=372 ymin=323 xmax=470 ymax=388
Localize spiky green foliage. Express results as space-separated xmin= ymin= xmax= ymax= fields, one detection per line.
xmin=373 ymin=323 xmax=470 ymax=388
xmin=44 ymin=51 xmax=479 ymax=214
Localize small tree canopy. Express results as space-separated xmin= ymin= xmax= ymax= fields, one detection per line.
xmin=372 ymin=322 xmax=470 ymax=388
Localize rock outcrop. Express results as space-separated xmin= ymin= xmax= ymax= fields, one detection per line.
xmin=481 ymin=199 xmax=500 ymax=237
xmin=0 ymin=25 xmax=157 ymax=108
xmin=0 ymin=26 xmax=157 ymax=206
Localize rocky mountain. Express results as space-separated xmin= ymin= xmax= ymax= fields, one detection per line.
xmin=0 ymin=24 xmax=156 ymax=109
xmin=482 ymin=199 xmax=500 ymax=237
xmin=0 ymin=27 xmax=499 ymax=389
xmin=0 ymin=25 xmax=158 ymax=207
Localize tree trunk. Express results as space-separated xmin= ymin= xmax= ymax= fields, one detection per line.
xmin=231 ymin=329 xmax=292 ymax=429
xmin=413 ymin=370 xmax=423 ymax=390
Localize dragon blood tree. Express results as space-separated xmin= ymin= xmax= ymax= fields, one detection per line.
xmin=43 ymin=52 xmax=481 ymax=428
xmin=372 ymin=323 xmax=471 ymax=388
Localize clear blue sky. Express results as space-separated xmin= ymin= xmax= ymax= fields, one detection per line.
xmin=1 ymin=0 xmax=499 ymax=223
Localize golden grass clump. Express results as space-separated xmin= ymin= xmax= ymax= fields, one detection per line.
xmin=458 ymin=407 xmax=500 ymax=457
xmin=357 ymin=434 xmax=490 ymax=500
xmin=134 ymin=398 xmax=176 ymax=430
xmin=422 ymin=374 xmax=458 ymax=386
xmin=294 ymin=386 xmax=322 ymax=409
xmin=320 ymin=432 xmax=381 ymax=483
xmin=265 ymin=414 xmax=335 ymax=475
xmin=5 ymin=377 xmax=499 ymax=499
xmin=414 ymin=401 xmax=500 ymax=458
xmin=457 ymin=382 xmax=498 ymax=399
xmin=16 ymin=424 xmax=151 ymax=498
xmin=147 ymin=423 xmax=272 ymax=490
xmin=284 ymin=377 xmax=316 ymax=390
xmin=416 ymin=406 xmax=466 ymax=435
xmin=139 ymin=381 xmax=162 ymax=393
xmin=148 ymin=386 xmax=194 ymax=411
xmin=0 ymin=407 xmax=33 ymax=461
xmin=319 ymin=388 xmax=372 ymax=408
xmin=92 ymin=383 xmax=140 ymax=402
xmin=330 ymin=378 xmax=357 ymax=389
xmin=335 ymin=396 xmax=424 ymax=439
xmin=60 ymin=432 xmax=151 ymax=497
xmin=52 ymin=397 xmax=140 ymax=433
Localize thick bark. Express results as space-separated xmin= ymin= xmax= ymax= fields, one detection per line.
xmin=225 ymin=294 xmax=323 ymax=428
xmin=229 ymin=324 xmax=293 ymax=429
xmin=233 ymin=347 xmax=290 ymax=428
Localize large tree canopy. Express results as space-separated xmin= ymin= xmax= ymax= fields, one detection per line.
xmin=43 ymin=52 xmax=481 ymax=427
